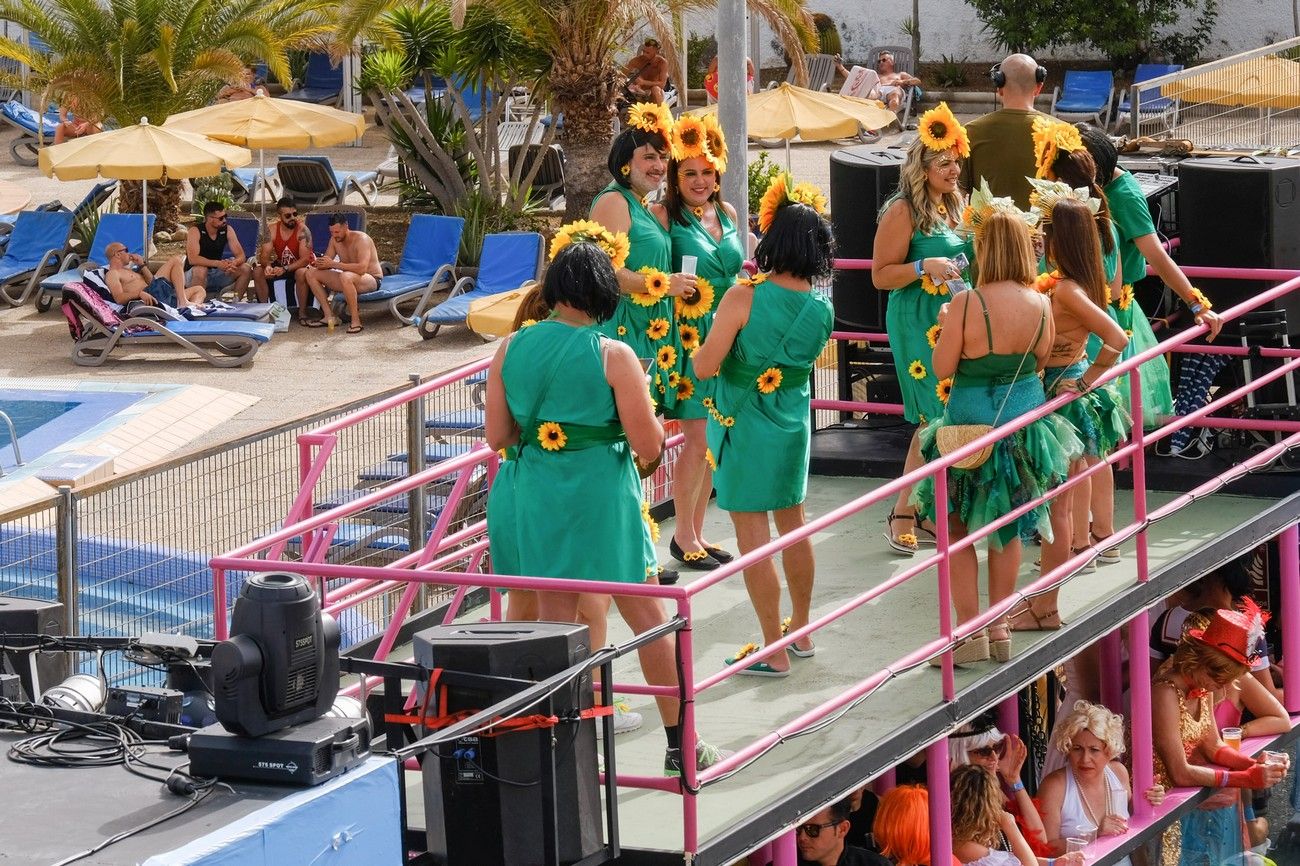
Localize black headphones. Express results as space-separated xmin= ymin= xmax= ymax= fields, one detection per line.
xmin=990 ymin=62 xmax=1047 ymax=89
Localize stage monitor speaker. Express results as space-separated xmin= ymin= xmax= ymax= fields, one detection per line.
xmin=829 ymin=146 xmax=904 ymax=332
xmin=416 ymin=621 xmax=601 ymax=866
xmin=1178 ymin=156 xmax=1300 ymax=334
xmin=0 ymin=597 xmax=69 ymax=701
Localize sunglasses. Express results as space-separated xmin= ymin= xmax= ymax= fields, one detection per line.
xmin=969 ymin=742 xmax=1007 ymax=759
xmin=280 ymin=211 xmax=298 ymax=218
xmin=795 ymin=820 xmax=841 ymax=839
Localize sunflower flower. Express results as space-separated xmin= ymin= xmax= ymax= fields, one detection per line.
xmin=926 ymin=324 xmax=942 ymax=348
xmin=549 ymin=219 xmax=631 ymax=270
xmin=646 ymin=317 xmax=670 ymax=340
xmin=656 ymin=344 xmax=677 ymax=370
xmin=640 ymin=267 xmax=669 ymax=298
xmin=676 ymin=376 xmax=695 ymax=400
xmin=757 ymin=173 xmax=788 ymax=234
xmin=1188 ymin=286 xmax=1212 ymax=311
xmin=1034 ymin=270 xmax=1061 ymax=294
xmin=521 ymin=319 xmax=538 ymax=328
xmin=736 ymin=272 xmax=768 ymax=287
xmin=667 ymin=371 xmax=680 ymax=388
xmin=641 ymin=500 xmax=660 ymax=542
xmin=627 ymin=102 xmax=672 ymax=138
xmin=701 ymin=396 xmax=715 ymax=409
xmin=679 ymin=323 xmax=700 ymax=351
xmin=700 ymin=113 xmax=728 ymax=173
xmin=917 ymin=102 xmax=969 ymax=157
xmin=676 ymin=277 xmax=715 ymax=319
xmin=921 ymin=274 xmax=948 ymax=296
xmin=908 ymin=359 xmax=927 ymax=380
xmin=936 ymin=377 xmax=953 ymax=403
xmin=789 ymin=181 xmax=828 ymax=215
xmin=537 ymin=421 xmax=567 ymax=451
xmin=617 ymin=325 xmax=627 ymax=336
xmin=1117 ymin=284 xmax=1134 ymax=311
xmin=757 ymin=367 xmax=783 ymax=394
xmin=705 ymin=447 xmax=717 ymax=470
xmin=1031 ymin=115 xmax=1084 ymax=178
xmin=672 ymin=115 xmax=707 ymax=161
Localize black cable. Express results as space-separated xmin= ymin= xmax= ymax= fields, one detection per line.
xmin=47 ymin=785 xmax=218 ymax=866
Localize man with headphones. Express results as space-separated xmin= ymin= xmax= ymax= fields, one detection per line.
xmin=958 ymin=53 xmax=1048 ymax=209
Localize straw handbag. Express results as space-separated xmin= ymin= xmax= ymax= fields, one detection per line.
xmin=934 ymin=335 xmax=1036 ymax=471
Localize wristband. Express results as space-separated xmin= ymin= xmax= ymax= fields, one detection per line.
xmin=915 ymin=259 xmax=924 ymax=277
xmin=1189 ymin=303 xmax=1204 ymax=315
xmin=1214 ymin=769 xmax=1229 ymax=787
xmin=1009 ymin=780 xmax=1025 ymax=792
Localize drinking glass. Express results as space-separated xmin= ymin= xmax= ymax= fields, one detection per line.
xmin=1067 ymin=837 xmax=1089 ymax=856
xmin=1222 ymin=727 xmax=1242 ymax=750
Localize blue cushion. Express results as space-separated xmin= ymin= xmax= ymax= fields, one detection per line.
xmin=475 ymin=232 xmax=542 ymax=294
xmin=1 ymin=100 xmax=56 ymax=137
xmin=424 ymin=408 xmax=484 ymax=431
xmin=392 ymin=214 xmax=464 ymax=281
xmin=304 ymin=210 xmax=363 ymax=255
xmin=132 ymin=320 xmax=274 ymax=342
xmin=1057 ymin=71 xmax=1112 ymax=112
xmin=87 ymin=214 xmax=155 ymax=264
xmin=224 ymin=216 xmax=259 ymax=261
xmin=427 ymin=290 xmax=490 ymax=324
xmin=1 ymin=211 xmax=72 ymax=266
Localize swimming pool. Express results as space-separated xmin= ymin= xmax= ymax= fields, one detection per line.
xmin=0 ymin=387 xmax=148 ymax=466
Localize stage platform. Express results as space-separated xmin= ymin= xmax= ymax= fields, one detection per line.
xmin=399 ymin=471 xmax=1300 ymax=866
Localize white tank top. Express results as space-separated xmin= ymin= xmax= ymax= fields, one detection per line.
xmin=1061 ymin=765 xmax=1132 ymax=866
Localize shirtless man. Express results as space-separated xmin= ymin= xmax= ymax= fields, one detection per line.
xmin=302 ymin=215 xmax=382 ymax=334
xmin=622 ymin=38 xmax=669 ymax=105
xmin=102 ymin=244 xmax=205 ymax=308
xmin=875 ymin=51 xmax=922 ymax=112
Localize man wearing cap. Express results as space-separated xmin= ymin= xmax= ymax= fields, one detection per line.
xmin=102 ymin=245 xmax=205 ymax=309
xmin=302 ymin=215 xmax=383 ymax=334
xmin=959 ymin=53 xmax=1048 ymax=209
xmin=622 ymin=37 xmax=669 ymax=105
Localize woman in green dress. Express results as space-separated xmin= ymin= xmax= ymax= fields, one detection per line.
xmin=662 ymin=113 xmax=743 ymax=571
xmin=693 ymin=177 xmax=834 ymax=677
xmin=873 ymin=103 xmax=975 ymax=556
xmin=485 ymin=233 xmax=728 ymax=775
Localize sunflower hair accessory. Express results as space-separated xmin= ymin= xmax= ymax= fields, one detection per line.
xmin=1026 ymin=177 xmax=1101 ymax=223
xmin=917 ymin=102 xmax=970 ymax=158
xmin=1032 ymin=115 xmax=1085 ymax=178
xmin=549 ymin=219 xmax=630 ymax=270
xmin=672 ymin=115 xmax=707 ymax=161
xmin=961 ymin=177 xmax=1040 ymax=240
xmin=701 ymin=113 xmax=728 ymax=174
xmin=757 ymin=172 xmax=828 ymax=233
xmin=626 ymin=101 xmax=674 ymax=141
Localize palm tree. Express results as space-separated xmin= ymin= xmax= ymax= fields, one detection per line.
xmin=340 ymin=0 xmax=816 ymax=219
xmin=0 ymin=0 xmax=334 ymax=229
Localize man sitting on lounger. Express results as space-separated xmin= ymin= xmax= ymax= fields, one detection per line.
xmin=185 ymin=201 xmax=253 ymax=300
xmin=302 ymin=215 xmax=383 ymax=334
xmin=102 ymin=243 xmax=206 ymax=310
xmin=252 ymin=197 xmax=312 ymax=312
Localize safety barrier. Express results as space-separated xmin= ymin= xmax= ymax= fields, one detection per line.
xmin=213 ymin=263 xmax=1300 ymax=863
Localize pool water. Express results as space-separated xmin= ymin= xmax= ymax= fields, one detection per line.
xmin=2 ymin=399 xmax=80 ymax=438
xmin=0 ymin=387 xmax=147 ymax=464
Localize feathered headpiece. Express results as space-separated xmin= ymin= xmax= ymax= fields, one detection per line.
xmin=960 ymin=178 xmax=1040 ymax=240
xmin=757 ymin=173 xmax=828 ymax=234
xmin=1032 ymin=115 xmax=1085 ymax=178
xmin=548 ymin=219 xmax=630 ymax=270
xmin=917 ymin=102 xmax=970 ymax=158
xmin=626 ymin=102 xmax=674 ymax=142
xmin=1187 ymin=600 xmax=1270 ymax=666
xmin=1026 ymin=176 xmax=1101 ymax=223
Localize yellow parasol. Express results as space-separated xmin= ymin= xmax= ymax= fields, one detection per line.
xmin=685 ymin=82 xmax=897 ymax=167
xmin=39 ymin=118 xmax=252 ymax=255
xmin=1161 ymin=55 xmax=1300 ymax=111
xmin=164 ymin=90 xmax=367 ymax=221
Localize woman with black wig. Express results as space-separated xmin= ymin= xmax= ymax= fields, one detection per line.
xmin=485 ymin=227 xmax=730 ymax=776
xmin=692 ymin=176 xmax=834 ymax=676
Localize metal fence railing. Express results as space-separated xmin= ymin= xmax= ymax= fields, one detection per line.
xmin=1129 ymin=36 xmax=1300 ymax=148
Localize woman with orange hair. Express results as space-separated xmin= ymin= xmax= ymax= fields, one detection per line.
xmin=874 ymin=785 xmax=941 ymax=866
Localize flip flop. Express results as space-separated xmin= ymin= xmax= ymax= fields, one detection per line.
xmin=724 ymin=642 xmax=791 ymax=677
xmin=346 ymin=324 xmax=364 ymax=334
xmin=302 ymin=319 xmax=324 ymax=328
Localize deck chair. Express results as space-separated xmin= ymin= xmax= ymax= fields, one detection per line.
xmin=0 ymin=179 xmax=116 ymax=238
xmin=0 ymin=210 xmax=76 ymax=307
xmin=61 ymin=281 xmax=274 ymax=367
xmin=1 ymin=101 xmax=57 ymax=167
xmin=277 ymin=156 xmax=379 ymax=206
xmin=1114 ymin=64 xmax=1183 ymax=133
xmin=227 ymin=167 xmax=281 ymax=204
xmin=36 ymin=212 xmax=154 ymax=311
xmin=768 ymin=53 xmax=837 ymax=92
xmin=366 ymin=214 xmax=463 ymax=325
xmin=508 ymin=144 xmax=565 ymax=209
xmin=1051 ymin=70 xmax=1115 ymax=128
xmin=304 ymin=206 xmax=367 ymax=255
xmin=281 ymin=53 xmax=343 ymax=105
xmin=866 ymin=46 xmax=919 ymax=128
xmin=418 ymin=232 xmax=543 ymax=340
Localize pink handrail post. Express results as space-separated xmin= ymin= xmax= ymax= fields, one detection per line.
xmin=1127 ymin=610 xmax=1154 ymax=822
xmin=212 ymin=566 xmax=228 ymax=640
xmin=1100 ymin=631 xmax=1124 ymax=714
xmin=873 ymin=768 xmax=897 ymax=796
xmin=926 ymin=737 xmax=954 ymax=866
xmin=748 ymin=842 xmax=774 ymax=865
xmin=1281 ymin=525 xmax=1300 ymax=714
xmin=772 ymin=831 xmax=798 ymax=866
xmin=677 ymin=595 xmax=701 ymax=856
xmin=1128 ymin=366 xmax=1151 ymax=585
xmin=997 ymin=696 xmax=1019 ymax=738
xmin=934 ymin=468 xmax=956 ymax=699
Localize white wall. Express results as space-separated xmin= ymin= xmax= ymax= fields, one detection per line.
xmin=686 ymin=0 xmax=1297 ymax=67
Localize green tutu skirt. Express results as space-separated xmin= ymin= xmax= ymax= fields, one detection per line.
xmin=1044 ymin=361 xmax=1133 ymax=458
xmin=1086 ymin=295 xmax=1173 ymax=429
xmin=913 ymin=378 xmax=1083 ymax=550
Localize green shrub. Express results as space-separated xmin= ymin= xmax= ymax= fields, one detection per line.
xmin=934 ymin=55 xmax=968 ymax=88
xmin=191 ymin=174 xmax=236 ymax=217
xmin=747 ymin=152 xmax=783 ymax=216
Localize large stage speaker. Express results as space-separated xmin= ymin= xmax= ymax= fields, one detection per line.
xmin=1178 ymin=156 xmax=1300 ymax=334
xmin=0 ymin=597 xmax=69 ymax=701
xmin=416 ymin=621 xmax=601 ymax=866
xmin=829 ymin=146 xmax=904 ymax=332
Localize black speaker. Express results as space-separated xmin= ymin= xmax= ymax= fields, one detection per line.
xmin=0 ymin=597 xmax=69 ymax=701
xmin=1178 ymin=156 xmax=1300 ymax=333
xmin=829 ymin=146 xmax=904 ymax=332
xmin=416 ymin=621 xmax=601 ymax=866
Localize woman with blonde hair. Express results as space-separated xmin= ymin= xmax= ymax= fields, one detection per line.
xmin=950 ymin=765 xmax=1053 ymax=866
xmin=1037 ymin=701 xmax=1164 ymax=866
xmin=872 ymin=103 xmax=974 ymax=556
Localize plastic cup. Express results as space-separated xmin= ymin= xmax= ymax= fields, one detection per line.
xmin=1222 ymin=727 xmax=1242 ymax=750
xmin=680 ymin=255 xmax=698 ymax=276
xmin=1076 ymin=824 xmax=1097 ymax=844
xmin=1263 ymin=750 xmax=1286 ymax=765
xmin=1066 ymin=838 xmax=1088 ymax=856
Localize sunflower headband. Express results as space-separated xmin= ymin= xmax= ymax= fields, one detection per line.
xmin=673 ymin=113 xmax=728 ymax=173
xmin=1032 ymin=115 xmax=1084 ymax=178
xmin=917 ymin=102 xmax=970 ymax=158
xmin=757 ymin=173 xmax=828 ymax=234
xmin=1026 ymin=177 xmax=1101 ymax=224
xmin=548 ymin=219 xmax=631 ymax=270
xmin=960 ymin=177 xmax=1040 ymax=240
xmin=626 ymin=102 xmax=675 ymax=142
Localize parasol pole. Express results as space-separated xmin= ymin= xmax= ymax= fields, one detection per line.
xmin=259 ymin=147 xmax=267 ymax=228
xmin=140 ymin=118 xmax=150 ymax=260
xmin=785 ymin=137 xmax=792 ymax=171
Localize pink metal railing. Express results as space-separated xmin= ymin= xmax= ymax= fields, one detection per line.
xmin=211 ymin=263 xmax=1300 ymax=864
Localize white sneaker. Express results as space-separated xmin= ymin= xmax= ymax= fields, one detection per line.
xmin=612 ymin=697 xmax=643 ymax=735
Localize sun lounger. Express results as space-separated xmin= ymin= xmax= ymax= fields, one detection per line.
xmin=61 ymin=281 xmax=273 ymax=367
xmin=1114 ymin=64 xmax=1183 ymax=133
xmin=0 ymin=101 xmax=58 ymax=167
xmin=1051 ymin=70 xmax=1115 ymax=128
xmin=228 ymin=167 xmax=281 ymax=204
xmin=277 ymin=156 xmax=379 ymax=206
xmin=304 ymin=207 xmax=367 ymax=255
xmin=417 ymin=232 xmax=543 ymax=339
xmin=36 ymin=213 xmax=154 ymax=311
xmin=369 ymin=214 xmax=464 ymax=325
xmin=280 ymin=53 xmax=343 ymax=105
xmin=0 ymin=210 xmax=76 ymax=307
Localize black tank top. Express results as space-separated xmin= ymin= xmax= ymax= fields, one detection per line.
xmin=197 ymin=225 xmax=227 ymax=261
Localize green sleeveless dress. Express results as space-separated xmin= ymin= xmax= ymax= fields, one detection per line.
xmin=885 ymin=217 xmax=976 ymax=425
xmin=486 ymin=320 xmax=655 ymax=583
xmin=591 ymin=182 xmax=685 ymax=414
xmin=913 ymin=290 xmax=1082 ymax=549
xmin=669 ymin=203 xmax=745 ymax=421
xmin=705 ymin=278 xmax=834 ymax=512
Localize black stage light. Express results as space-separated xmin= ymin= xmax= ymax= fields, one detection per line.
xmin=211 ymin=573 xmax=339 ymax=738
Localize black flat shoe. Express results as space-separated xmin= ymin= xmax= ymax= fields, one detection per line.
xmin=655 ymin=566 xmax=679 ymax=585
xmin=703 ymin=544 xmax=734 ymax=563
xmin=670 ymin=538 xmax=720 ymax=570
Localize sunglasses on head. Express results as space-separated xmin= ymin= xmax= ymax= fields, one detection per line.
xmin=795 ymin=820 xmax=841 ymax=839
